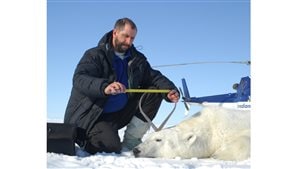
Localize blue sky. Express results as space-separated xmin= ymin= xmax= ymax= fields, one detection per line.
xmin=47 ymin=0 xmax=250 ymax=125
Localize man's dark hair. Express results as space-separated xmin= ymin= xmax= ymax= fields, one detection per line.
xmin=114 ymin=17 xmax=137 ymax=31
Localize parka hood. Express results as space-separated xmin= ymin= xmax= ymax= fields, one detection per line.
xmin=98 ymin=30 xmax=113 ymax=50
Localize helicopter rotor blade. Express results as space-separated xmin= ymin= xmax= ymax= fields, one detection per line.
xmin=153 ymin=60 xmax=250 ymax=68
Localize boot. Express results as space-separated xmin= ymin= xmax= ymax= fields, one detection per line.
xmin=122 ymin=116 xmax=150 ymax=151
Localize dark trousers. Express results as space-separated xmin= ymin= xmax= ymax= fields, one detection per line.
xmin=84 ymin=92 xmax=163 ymax=154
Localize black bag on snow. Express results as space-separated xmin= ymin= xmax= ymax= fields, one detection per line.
xmin=47 ymin=123 xmax=77 ymax=156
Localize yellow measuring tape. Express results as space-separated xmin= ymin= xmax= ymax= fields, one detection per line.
xmin=125 ymin=89 xmax=170 ymax=93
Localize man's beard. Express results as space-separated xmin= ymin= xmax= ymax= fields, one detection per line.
xmin=114 ymin=38 xmax=130 ymax=53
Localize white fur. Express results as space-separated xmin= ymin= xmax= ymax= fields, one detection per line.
xmin=133 ymin=106 xmax=250 ymax=161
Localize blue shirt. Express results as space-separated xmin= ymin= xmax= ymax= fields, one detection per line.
xmin=103 ymin=52 xmax=130 ymax=113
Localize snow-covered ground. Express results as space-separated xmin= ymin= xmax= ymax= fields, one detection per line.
xmin=47 ymin=127 xmax=250 ymax=169
xmin=47 ymin=150 xmax=250 ymax=169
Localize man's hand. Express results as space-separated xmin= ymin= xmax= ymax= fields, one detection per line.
xmin=167 ymin=90 xmax=179 ymax=103
xmin=104 ymin=82 xmax=126 ymax=95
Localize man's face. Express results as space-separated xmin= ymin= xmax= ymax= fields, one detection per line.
xmin=113 ymin=24 xmax=137 ymax=53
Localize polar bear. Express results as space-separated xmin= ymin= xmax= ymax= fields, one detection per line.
xmin=133 ymin=106 xmax=250 ymax=161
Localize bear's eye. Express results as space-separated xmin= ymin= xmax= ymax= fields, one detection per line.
xmin=155 ymin=139 xmax=162 ymax=142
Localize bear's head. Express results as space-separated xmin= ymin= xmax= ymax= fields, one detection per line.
xmin=133 ymin=127 xmax=208 ymax=159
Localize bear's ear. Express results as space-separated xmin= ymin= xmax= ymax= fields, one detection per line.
xmin=184 ymin=132 xmax=197 ymax=145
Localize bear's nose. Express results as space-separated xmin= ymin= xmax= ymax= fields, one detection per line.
xmin=133 ymin=148 xmax=141 ymax=157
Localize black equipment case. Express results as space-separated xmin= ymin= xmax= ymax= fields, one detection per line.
xmin=47 ymin=123 xmax=77 ymax=156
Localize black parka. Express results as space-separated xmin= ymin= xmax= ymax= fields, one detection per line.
xmin=64 ymin=31 xmax=178 ymax=142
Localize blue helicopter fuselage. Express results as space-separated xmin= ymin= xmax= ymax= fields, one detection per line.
xmin=181 ymin=76 xmax=251 ymax=110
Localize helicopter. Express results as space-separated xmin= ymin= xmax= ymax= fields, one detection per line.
xmin=153 ymin=60 xmax=251 ymax=111
xmin=180 ymin=76 xmax=251 ymax=111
